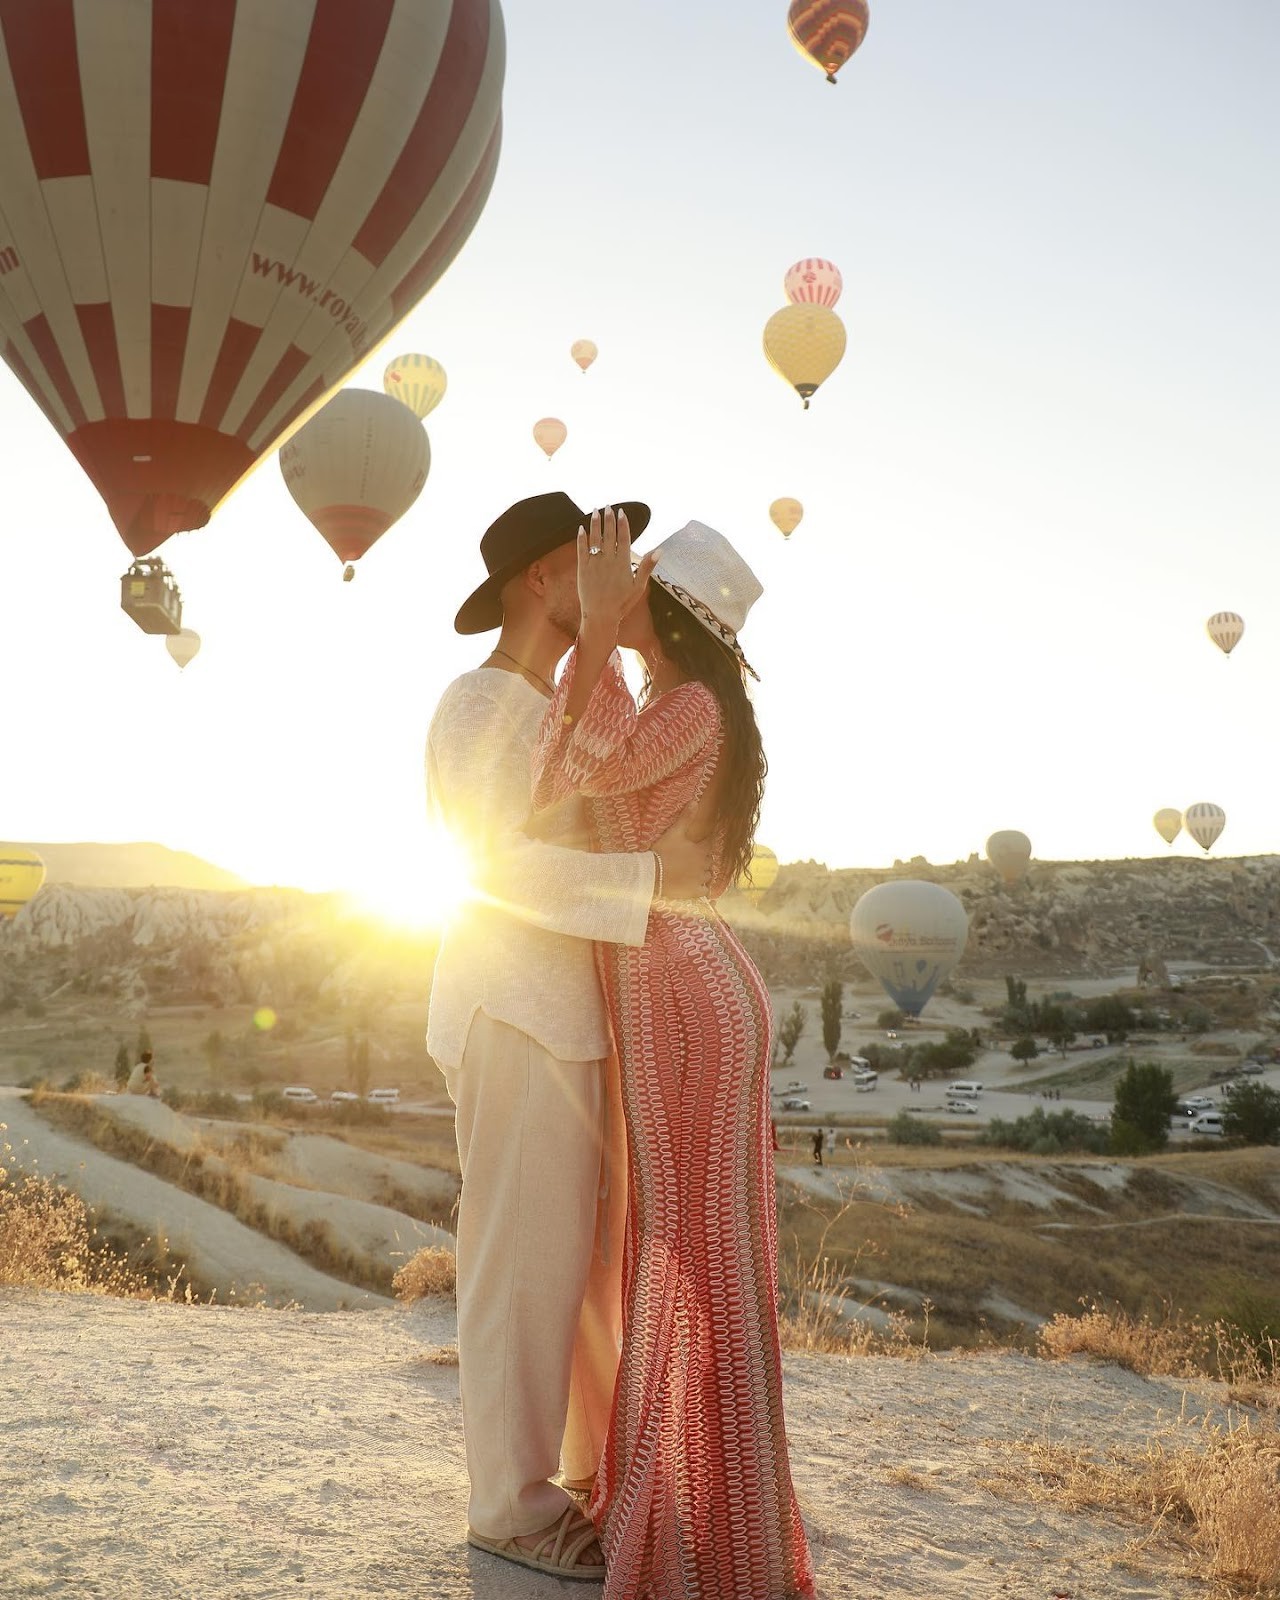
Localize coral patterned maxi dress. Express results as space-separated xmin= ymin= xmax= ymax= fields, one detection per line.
xmin=533 ymin=649 xmax=815 ymax=1600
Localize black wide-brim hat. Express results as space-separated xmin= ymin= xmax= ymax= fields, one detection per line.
xmin=455 ymin=491 xmax=651 ymax=634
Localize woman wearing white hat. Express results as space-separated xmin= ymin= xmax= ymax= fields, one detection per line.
xmin=532 ymin=509 xmax=814 ymax=1599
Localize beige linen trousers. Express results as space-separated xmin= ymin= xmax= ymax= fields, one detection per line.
xmin=444 ymin=1010 xmax=628 ymax=1539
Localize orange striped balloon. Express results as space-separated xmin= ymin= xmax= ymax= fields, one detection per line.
xmin=787 ymin=0 xmax=870 ymax=84
xmin=0 ymin=0 xmax=504 ymax=559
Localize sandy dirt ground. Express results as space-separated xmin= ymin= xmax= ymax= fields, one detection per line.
xmin=1 ymin=1288 xmax=1243 ymax=1600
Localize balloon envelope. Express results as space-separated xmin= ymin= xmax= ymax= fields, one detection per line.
xmin=533 ymin=417 xmax=567 ymax=458
xmin=850 ymin=881 xmax=968 ymax=1017
xmin=570 ymin=339 xmax=598 ymax=373
xmin=739 ymin=844 xmax=779 ymax=894
xmin=0 ymin=846 xmax=45 ymax=921
xmin=763 ymin=304 xmax=846 ymax=408
xmin=383 ymin=355 xmax=447 ymax=420
xmin=787 ymin=0 xmax=870 ymax=83
xmin=784 ymin=258 xmax=843 ymax=309
xmin=280 ymin=389 xmax=429 ymax=565
xmin=0 ymin=0 xmax=504 ymax=558
xmin=769 ymin=498 xmax=804 ymax=538
xmin=166 ymin=628 xmax=201 ymax=669
xmin=1183 ymin=803 xmax=1226 ymax=853
xmin=985 ymin=830 xmax=1032 ymax=886
xmin=1206 ymin=612 xmax=1244 ymax=656
xmin=1153 ymin=808 xmax=1182 ymax=846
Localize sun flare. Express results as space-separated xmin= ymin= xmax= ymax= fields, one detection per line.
xmin=346 ymin=826 xmax=475 ymax=934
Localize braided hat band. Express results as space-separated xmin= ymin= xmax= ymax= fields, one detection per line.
xmin=652 ymin=573 xmax=760 ymax=682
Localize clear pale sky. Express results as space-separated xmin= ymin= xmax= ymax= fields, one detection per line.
xmin=3 ymin=0 xmax=1277 ymax=910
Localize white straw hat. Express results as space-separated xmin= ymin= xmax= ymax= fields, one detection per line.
xmin=650 ymin=521 xmax=764 ymax=679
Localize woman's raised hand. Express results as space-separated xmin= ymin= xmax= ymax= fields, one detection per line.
xmin=577 ymin=507 xmax=659 ymax=631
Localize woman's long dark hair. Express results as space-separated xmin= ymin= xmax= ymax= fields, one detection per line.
xmin=640 ymin=582 xmax=766 ymax=886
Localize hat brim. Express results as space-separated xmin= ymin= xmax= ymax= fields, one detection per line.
xmin=454 ymin=501 xmax=652 ymax=635
xmin=651 ymin=571 xmax=760 ymax=681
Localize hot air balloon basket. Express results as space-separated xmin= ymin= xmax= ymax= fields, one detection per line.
xmin=120 ymin=560 xmax=183 ymax=636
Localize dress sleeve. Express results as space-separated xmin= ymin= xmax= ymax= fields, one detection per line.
xmin=428 ymin=683 xmax=654 ymax=947
xmin=532 ymin=647 xmax=719 ymax=810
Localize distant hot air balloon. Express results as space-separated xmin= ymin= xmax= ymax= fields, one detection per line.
xmin=570 ymin=340 xmax=599 ymax=373
xmin=784 ymin=258 xmax=843 ymax=309
xmin=986 ymin=830 xmax=1032 ymax=886
xmin=383 ymin=355 xmax=447 ymax=421
xmin=1206 ymin=612 xmax=1244 ymax=657
xmin=787 ymin=0 xmax=870 ymax=84
xmin=1183 ymin=803 xmax=1226 ymax=853
xmin=0 ymin=846 xmax=45 ymax=921
xmin=763 ymin=305 xmax=847 ymax=409
xmin=850 ymin=881 xmax=968 ymax=1017
xmin=165 ymin=628 xmax=201 ymax=670
xmin=280 ymin=390 xmax=429 ymax=571
xmin=533 ymin=418 xmax=567 ymax=459
xmin=770 ymin=498 xmax=804 ymax=538
xmin=1153 ymin=809 xmax=1183 ymax=846
xmin=0 ymin=0 xmax=504 ymax=560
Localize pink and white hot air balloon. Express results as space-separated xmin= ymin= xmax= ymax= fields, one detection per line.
xmin=784 ymin=258 xmax=843 ymax=309
xmin=280 ymin=389 xmax=428 ymax=571
xmin=533 ymin=417 xmax=567 ymax=459
xmin=570 ymin=339 xmax=598 ymax=373
xmin=0 ymin=0 xmax=504 ymax=559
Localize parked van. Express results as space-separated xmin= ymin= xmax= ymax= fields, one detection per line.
xmin=947 ymin=1081 xmax=984 ymax=1098
xmin=367 ymin=1087 xmax=401 ymax=1106
xmin=1189 ymin=1112 xmax=1224 ymax=1136
xmin=282 ymin=1086 xmax=318 ymax=1104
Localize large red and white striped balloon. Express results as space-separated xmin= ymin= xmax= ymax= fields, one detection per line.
xmin=0 ymin=0 xmax=504 ymax=558
xmin=784 ymin=258 xmax=843 ymax=309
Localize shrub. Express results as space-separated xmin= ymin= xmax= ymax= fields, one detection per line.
xmin=886 ymin=1112 xmax=942 ymax=1146
xmin=393 ymin=1246 xmax=456 ymax=1303
xmin=978 ymin=1108 xmax=1110 ymax=1156
xmin=1222 ymin=1082 xmax=1280 ymax=1145
xmin=0 ymin=1156 xmax=148 ymax=1297
xmin=1111 ymin=1060 xmax=1177 ymax=1154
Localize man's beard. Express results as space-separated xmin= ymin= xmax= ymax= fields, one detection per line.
xmin=545 ymin=593 xmax=581 ymax=641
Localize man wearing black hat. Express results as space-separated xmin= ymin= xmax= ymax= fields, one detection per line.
xmin=426 ymin=492 xmax=710 ymax=1580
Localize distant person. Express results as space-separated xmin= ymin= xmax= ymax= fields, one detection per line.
xmin=824 ymin=1127 xmax=836 ymax=1157
xmin=125 ymin=1051 xmax=159 ymax=1098
xmin=812 ymin=1127 xmax=824 ymax=1166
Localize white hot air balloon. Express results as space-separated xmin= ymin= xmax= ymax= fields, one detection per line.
xmin=279 ymin=390 xmax=429 ymax=572
xmin=165 ymin=628 xmax=201 ymax=670
xmin=783 ymin=257 xmax=843 ymax=309
xmin=1153 ymin=808 xmax=1182 ymax=846
xmin=849 ymin=881 xmax=969 ymax=1017
xmin=570 ymin=340 xmax=598 ymax=373
xmin=533 ymin=418 xmax=568 ymax=459
xmin=1183 ymin=803 xmax=1226 ymax=853
xmin=985 ymin=830 xmax=1032 ymax=886
xmin=1206 ymin=612 xmax=1244 ymax=657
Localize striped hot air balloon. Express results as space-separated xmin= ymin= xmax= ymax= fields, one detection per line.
xmin=1183 ymin=802 xmax=1226 ymax=853
xmin=0 ymin=845 xmax=45 ymax=921
xmin=1206 ymin=612 xmax=1244 ymax=656
xmin=280 ymin=388 xmax=429 ymax=568
xmin=787 ymin=0 xmax=870 ymax=85
xmin=383 ymin=353 xmax=447 ymax=420
xmin=783 ymin=258 xmax=843 ymax=309
xmin=0 ymin=0 xmax=504 ymax=559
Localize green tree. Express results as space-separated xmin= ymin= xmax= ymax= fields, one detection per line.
xmin=1044 ymin=1007 xmax=1077 ymax=1056
xmin=821 ymin=980 xmax=843 ymax=1060
xmin=1110 ymin=1060 xmax=1178 ymax=1154
xmin=778 ymin=1002 xmax=807 ymax=1065
xmin=1085 ymin=995 xmax=1135 ymax=1044
xmin=1010 ymin=1036 xmax=1039 ymax=1066
xmin=1222 ymin=1083 xmax=1280 ymax=1145
xmin=876 ymin=1008 xmax=904 ymax=1030
xmin=886 ymin=1111 xmax=943 ymax=1146
xmin=113 ymin=1041 xmax=131 ymax=1087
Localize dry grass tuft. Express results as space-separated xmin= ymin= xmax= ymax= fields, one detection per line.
xmin=885 ymin=1466 xmax=929 ymax=1491
xmin=419 ymin=1345 xmax=460 ymax=1367
xmin=393 ymin=1245 xmax=456 ymax=1304
xmin=984 ymin=1415 xmax=1280 ymax=1598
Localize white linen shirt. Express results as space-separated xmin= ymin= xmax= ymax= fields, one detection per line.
xmin=425 ymin=667 xmax=655 ymax=1069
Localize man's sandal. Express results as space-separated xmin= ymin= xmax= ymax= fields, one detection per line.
xmin=468 ymin=1505 xmax=604 ymax=1582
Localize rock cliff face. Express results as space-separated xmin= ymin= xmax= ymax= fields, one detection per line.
xmin=2 ymin=856 xmax=1278 ymax=1008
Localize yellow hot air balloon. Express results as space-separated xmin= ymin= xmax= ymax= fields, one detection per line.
xmin=787 ymin=0 xmax=870 ymax=85
xmin=383 ymin=355 xmax=448 ymax=421
xmin=280 ymin=390 xmax=429 ymax=573
xmin=533 ymin=418 xmax=568 ymax=459
xmin=770 ymin=498 xmax=804 ymax=538
xmin=165 ymin=628 xmax=201 ymax=670
xmin=1206 ymin=611 xmax=1244 ymax=657
xmin=737 ymin=844 xmax=779 ymax=908
xmin=985 ymin=830 xmax=1032 ymax=886
xmin=0 ymin=846 xmax=45 ymax=921
xmin=1153 ymin=808 xmax=1182 ymax=846
xmin=1183 ymin=803 xmax=1226 ymax=853
xmin=763 ymin=304 xmax=846 ymax=409
xmin=570 ymin=340 xmax=599 ymax=373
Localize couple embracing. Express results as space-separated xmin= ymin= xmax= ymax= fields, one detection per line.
xmin=425 ymin=491 xmax=815 ymax=1599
